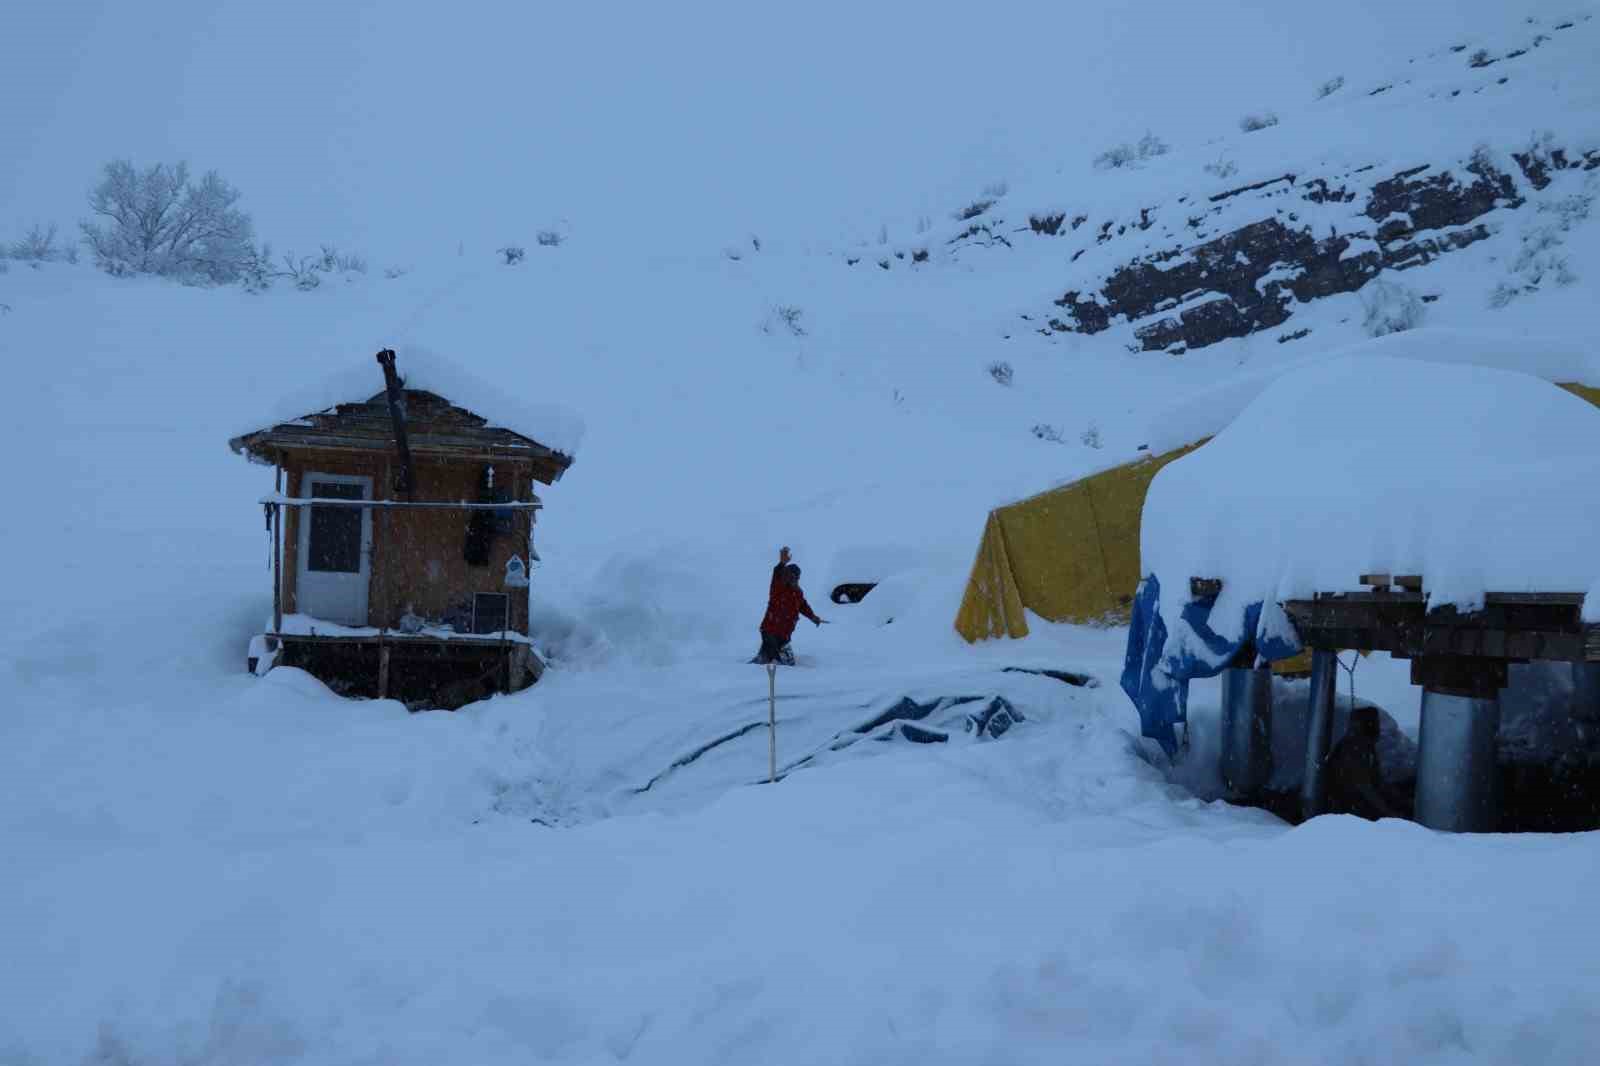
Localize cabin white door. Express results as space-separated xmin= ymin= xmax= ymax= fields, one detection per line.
xmin=296 ymin=473 xmax=373 ymax=626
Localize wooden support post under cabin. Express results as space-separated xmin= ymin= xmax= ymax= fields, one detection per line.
xmin=272 ymin=457 xmax=284 ymax=637
xmin=377 ymin=457 xmax=390 ymax=632
xmin=378 ymin=640 xmax=391 ymax=700
xmin=271 ymin=502 xmax=283 ymax=636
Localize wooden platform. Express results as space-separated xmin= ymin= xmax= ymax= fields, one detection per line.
xmin=261 ymin=631 xmax=543 ymax=709
xmin=1283 ymin=589 xmax=1599 ymax=663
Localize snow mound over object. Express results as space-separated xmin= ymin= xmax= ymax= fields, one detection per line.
xmin=231 ymin=342 xmax=585 ymax=458
xmin=1143 ymin=355 xmax=1600 ymax=631
xmin=1141 ymin=329 xmax=1600 ymax=457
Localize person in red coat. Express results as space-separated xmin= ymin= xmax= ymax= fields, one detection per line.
xmin=754 ymin=546 xmax=825 ymax=665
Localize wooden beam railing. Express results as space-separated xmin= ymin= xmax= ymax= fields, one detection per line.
xmin=260 ymin=494 xmax=541 ymax=511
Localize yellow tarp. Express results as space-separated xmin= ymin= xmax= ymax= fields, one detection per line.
xmin=956 ymin=379 xmax=1600 ymax=649
xmin=955 ymin=440 xmax=1205 ymax=641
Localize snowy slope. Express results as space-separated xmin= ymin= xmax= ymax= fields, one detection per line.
xmin=4 ymin=2 xmax=1600 ymax=1062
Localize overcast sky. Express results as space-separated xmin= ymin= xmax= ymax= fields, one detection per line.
xmin=4 ymin=1 xmax=1582 ymax=262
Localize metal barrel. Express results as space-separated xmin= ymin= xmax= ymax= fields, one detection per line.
xmin=1220 ymin=665 xmax=1274 ymax=798
xmin=1415 ymin=690 xmax=1501 ymax=832
xmin=1300 ymin=650 xmax=1339 ymax=818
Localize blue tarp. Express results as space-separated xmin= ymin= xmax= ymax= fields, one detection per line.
xmin=1119 ymin=574 xmax=1301 ymax=756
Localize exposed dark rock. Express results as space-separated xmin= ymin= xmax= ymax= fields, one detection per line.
xmin=1052 ymin=290 xmax=1111 ymax=334
xmin=1277 ymin=328 xmax=1311 ymax=344
xmin=1029 ymin=213 xmax=1065 ymax=235
xmin=1041 ymin=151 xmax=1543 ymax=353
xmin=1303 ymin=178 xmax=1356 ymax=204
xmin=948 ymin=223 xmax=1011 ymax=249
xmin=1209 ymin=174 xmax=1296 ymax=204
xmin=1512 ymin=146 xmax=1600 ymax=190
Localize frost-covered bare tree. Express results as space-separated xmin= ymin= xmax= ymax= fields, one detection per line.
xmin=9 ymin=222 xmax=68 ymax=262
xmin=80 ymin=160 xmax=259 ymax=283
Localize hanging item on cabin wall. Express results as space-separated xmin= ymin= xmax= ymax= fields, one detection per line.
xmin=463 ymin=463 xmax=496 ymax=567
xmin=504 ymin=555 xmax=529 ymax=588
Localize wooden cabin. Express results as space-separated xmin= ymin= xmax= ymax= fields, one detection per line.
xmin=230 ymin=349 xmax=577 ymax=707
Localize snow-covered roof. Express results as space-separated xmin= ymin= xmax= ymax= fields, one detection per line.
xmin=231 ymin=344 xmax=585 ymax=460
xmin=1141 ymin=355 xmax=1600 ymax=631
xmin=1141 ymin=329 xmax=1600 ymax=457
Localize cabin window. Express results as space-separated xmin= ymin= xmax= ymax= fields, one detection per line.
xmin=472 ymin=593 xmax=510 ymax=635
xmin=307 ymin=481 xmax=365 ymax=573
xmin=492 ymin=488 xmax=515 ymax=534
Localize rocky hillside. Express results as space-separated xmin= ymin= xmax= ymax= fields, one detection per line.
xmin=861 ymin=13 xmax=1599 ymax=361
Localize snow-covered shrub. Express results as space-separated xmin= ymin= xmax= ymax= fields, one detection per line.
xmin=1491 ymin=179 xmax=1593 ymax=305
xmin=914 ymin=215 xmax=931 ymax=235
xmin=239 ymin=244 xmax=274 ymax=293
xmin=1316 ymin=76 xmax=1345 ymax=99
xmin=1204 ymin=156 xmax=1238 ymax=180
xmin=1031 ymin=423 xmax=1064 ymax=443
xmin=280 ymin=254 xmax=323 ymax=291
xmin=1094 ymin=132 xmax=1169 ymax=171
xmin=982 ymin=179 xmax=1009 ymax=199
xmin=8 ymin=222 xmax=66 ymax=263
xmin=1136 ymin=132 xmax=1168 ymax=160
xmin=1488 ymin=281 xmax=1522 ymax=309
xmin=1239 ymin=112 xmax=1280 ymax=133
xmin=763 ymin=305 xmax=806 ymax=337
xmin=498 ymin=245 xmax=526 ymax=265
xmin=80 ymin=160 xmax=258 ymax=284
xmin=536 ymin=229 xmax=564 ymax=247
xmin=1361 ymin=278 xmax=1426 ymax=337
xmin=317 ymin=245 xmax=367 ymax=274
xmin=987 ymin=361 xmax=1013 ymax=386
xmin=1095 ymin=144 xmax=1138 ymax=170
xmin=383 ymin=265 xmax=410 ymax=280
xmin=1080 ymin=424 xmax=1103 ymax=449
xmin=1469 ymin=48 xmax=1493 ymax=68
xmin=1538 ymin=187 xmax=1594 ymax=230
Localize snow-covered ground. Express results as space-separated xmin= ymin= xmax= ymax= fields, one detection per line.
xmin=4 ymin=2 xmax=1600 ymax=1062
